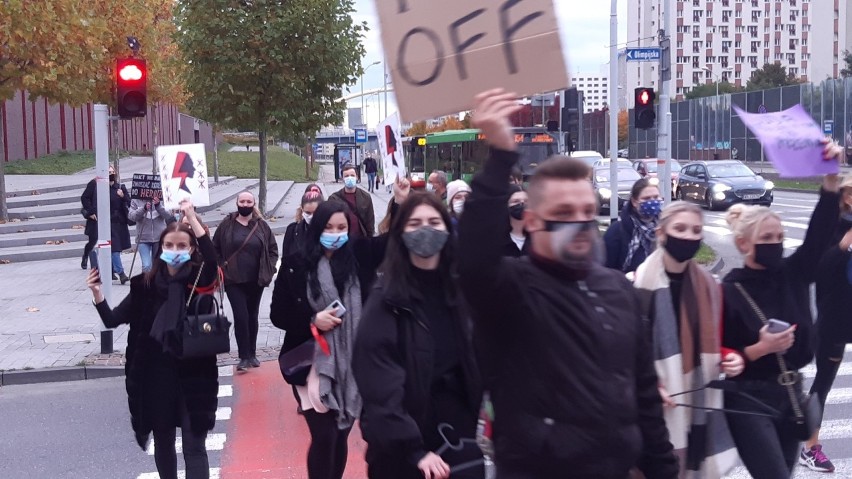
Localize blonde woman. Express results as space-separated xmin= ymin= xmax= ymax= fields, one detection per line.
xmin=634 ymin=201 xmax=742 ymax=477
xmin=720 ymin=141 xmax=842 ymax=478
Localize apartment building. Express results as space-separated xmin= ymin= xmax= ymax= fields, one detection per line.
xmin=627 ymin=0 xmax=814 ymax=103
xmin=811 ymin=0 xmax=852 ymax=80
xmin=570 ymin=72 xmax=610 ymax=113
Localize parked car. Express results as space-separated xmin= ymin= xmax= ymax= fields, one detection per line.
xmin=676 ymin=160 xmax=774 ymax=210
xmin=592 ymin=158 xmax=634 ymax=169
xmin=593 ymin=165 xmax=642 ymax=214
xmin=632 ymin=158 xmax=682 ymax=199
xmin=570 ymin=150 xmax=604 ymax=168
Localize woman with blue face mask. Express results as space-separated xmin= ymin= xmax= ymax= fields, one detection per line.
xmin=603 ymin=177 xmax=663 ymax=274
xmin=85 ymin=199 xmax=221 ymax=479
xmin=270 ymin=177 xmax=411 ymax=479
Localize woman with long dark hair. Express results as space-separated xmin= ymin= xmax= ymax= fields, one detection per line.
xmin=353 ymin=192 xmax=483 ymax=479
xmin=270 ymin=179 xmax=410 ymax=479
xmin=604 ymin=178 xmax=663 ymax=274
xmin=282 ymin=191 xmax=324 ymax=258
xmin=85 ymin=200 xmax=219 ymax=479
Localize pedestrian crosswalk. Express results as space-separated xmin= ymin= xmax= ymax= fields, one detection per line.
xmin=135 ymin=365 xmax=234 ymax=479
xmin=703 ymin=214 xmax=807 ymax=249
xmin=724 ymin=346 xmax=852 ymax=478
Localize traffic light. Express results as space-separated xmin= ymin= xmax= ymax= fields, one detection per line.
xmin=562 ymin=87 xmax=581 ymax=152
xmin=634 ymin=87 xmax=656 ymax=129
xmin=116 ymin=58 xmax=147 ymax=118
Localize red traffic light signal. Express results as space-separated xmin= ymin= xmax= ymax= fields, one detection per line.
xmin=634 ymin=87 xmax=656 ymax=130
xmin=116 ymin=58 xmax=147 ymax=118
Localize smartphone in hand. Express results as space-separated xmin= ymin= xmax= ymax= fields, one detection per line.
xmin=767 ymin=318 xmax=791 ymax=334
xmin=326 ymin=299 xmax=346 ymax=317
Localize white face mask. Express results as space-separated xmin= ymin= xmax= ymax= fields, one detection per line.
xmin=452 ymin=199 xmax=465 ymax=215
xmin=302 ymin=212 xmax=313 ymax=224
xmin=426 ymin=183 xmax=435 ymax=192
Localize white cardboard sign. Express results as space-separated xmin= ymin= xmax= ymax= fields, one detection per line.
xmin=375 ymin=113 xmax=406 ymax=185
xmin=156 ymin=143 xmax=211 ymax=210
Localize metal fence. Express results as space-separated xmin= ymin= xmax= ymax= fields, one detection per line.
xmin=618 ymin=77 xmax=852 ymax=163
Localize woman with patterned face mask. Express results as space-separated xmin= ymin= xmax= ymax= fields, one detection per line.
xmin=269 ymin=177 xmax=411 ymax=479
xmin=603 ymin=177 xmax=663 ymax=274
xmin=85 ymin=199 xmax=220 ymax=479
xmin=353 ymin=192 xmax=484 ymax=479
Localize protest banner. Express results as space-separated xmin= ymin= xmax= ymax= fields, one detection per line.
xmin=130 ymin=174 xmax=162 ymax=201
xmin=375 ymin=0 xmax=569 ymax=122
xmin=375 ymin=113 xmax=406 ymax=184
xmin=734 ymin=104 xmax=839 ymax=178
xmin=155 ymin=143 xmax=211 ymax=209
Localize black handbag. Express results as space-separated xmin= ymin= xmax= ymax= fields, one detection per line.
xmin=278 ymin=338 xmax=315 ymax=385
xmin=734 ymin=283 xmax=822 ymax=440
xmin=182 ymin=265 xmax=231 ymax=359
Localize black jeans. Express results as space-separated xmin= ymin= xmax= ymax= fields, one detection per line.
xmin=225 ymin=282 xmax=264 ymax=359
xmin=151 ymin=398 xmax=209 ymax=479
xmin=303 ymin=409 xmax=352 ymax=479
xmin=724 ymin=381 xmax=802 ymax=479
xmin=83 ymin=234 xmax=97 ymax=266
xmin=810 ymin=339 xmax=847 ymax=414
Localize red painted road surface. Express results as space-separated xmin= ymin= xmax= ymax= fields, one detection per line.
xmin=220 ymin=361 xmax=369 ymax=478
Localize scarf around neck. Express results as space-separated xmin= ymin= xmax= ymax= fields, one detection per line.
xmin=623 ymin=213 xmax=657 ymax=271
xmin=306 ymin=256 xmax=363 ymax=430
xmin=149 ymin=262 xmax=196 ymax=356
xmin=633 ymin=249 xmax=738 ymax=475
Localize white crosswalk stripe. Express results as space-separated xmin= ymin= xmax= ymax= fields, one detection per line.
xmin=217 ymin=384 xmax=232 ymax=398
xmin=137 ymin=467 xmax=221 ymax=479
xmin=146 ymin=433 xmax=227 ymax=455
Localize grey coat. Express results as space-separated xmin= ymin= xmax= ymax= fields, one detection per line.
xmin=128 ymin=199 xmax=171 ymax=244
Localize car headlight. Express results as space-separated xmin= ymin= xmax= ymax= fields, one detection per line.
xmin=599 ymin=187 xmax=611 ymax=199
xmin=764 ymin=180 xmax=775 ymax=190
xmin=712 ymin=183 xmax=732 ymax=192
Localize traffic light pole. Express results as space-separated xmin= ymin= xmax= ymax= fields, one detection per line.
xmin=657 ymin=8 xmax=673 ymax=202
xmin=608 ymin=0 xmax=619 ymax=219
xmin=94 ymin=104 xmax=114 ymax=354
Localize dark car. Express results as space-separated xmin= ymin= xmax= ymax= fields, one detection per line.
xmin=632 ymin=158 xmax=682 ymax=199
xmin=676 ymin=160 xmax=774 ymax=210
xmin=593 ymin=165 xmax=642 ymax=214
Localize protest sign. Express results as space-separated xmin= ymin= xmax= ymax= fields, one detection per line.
xmin=375 ymin=0 xmax=569 ymax=122
xmin=130 ymin=174 xmax=162 ymax=201
xmin=156 ymin=143 xmax=211 ymax=209
xmin=375 ymin=113 xmax=406 ymax=184
xmin=734 ymin=104 xmax=839 ymax=178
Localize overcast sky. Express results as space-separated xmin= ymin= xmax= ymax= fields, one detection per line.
xmin=346 ymin=1 xmax=629 ymax=125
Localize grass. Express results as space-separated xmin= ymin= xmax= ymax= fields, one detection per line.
xmin=4 ymin=150 xmax=95 ymax=175
xmin=695 ymin=242 xmax=716 ymax=265
xmin=772 ymin=179 xmax=821 ymax=191
xmin=210 ymin=145 xmax=318 ymax=181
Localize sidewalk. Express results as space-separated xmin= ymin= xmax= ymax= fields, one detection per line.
xmin=0 ymin=167 xmax=392 ymax=383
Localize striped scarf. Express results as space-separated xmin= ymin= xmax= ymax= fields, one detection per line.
xmin=623 ymin=214 xmax=657 ymax=271
xmin=634 ymin=249 xmax=739 ymax=477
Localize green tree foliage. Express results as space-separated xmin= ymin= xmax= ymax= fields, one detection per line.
xmin=176 ymin=0 xmax=366 ymax=212
xmin=841 ymin=50 xmax=852 ymax=78
xmin=746 ymin=63 xmax=801 ymax=91
xmin=684 ymin=82 xmax=744 ymax=99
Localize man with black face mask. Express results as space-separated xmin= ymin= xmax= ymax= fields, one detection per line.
xmin=458 ymin=89 xmax=678 ymax=479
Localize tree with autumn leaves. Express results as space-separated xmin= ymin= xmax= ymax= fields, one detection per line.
xmin=0 ymin=0 xmax=187 ymax=221
xmin=175 ymin=0 xmax=366 ymax=213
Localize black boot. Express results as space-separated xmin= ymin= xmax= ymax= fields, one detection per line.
xmin=81 ymin=255 xmax=88 ymax=270
xmin=237 ymin=359 xmax=250 ymax=371
xmin=119 ymin=273 xmax=129 ymax=285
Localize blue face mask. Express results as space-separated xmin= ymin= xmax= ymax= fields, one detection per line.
xmin=160 ymin=249 xmax=192 ymax=267
xmin=320 ymin=232 xmax=349 ymax=250
xmin=639 ymin=199 xmax=663 ymax=219
xmin=344 ymin=177 xmax=357 ymax=189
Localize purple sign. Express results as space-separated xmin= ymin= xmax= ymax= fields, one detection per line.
xmin=734 ymin=104 xmax=839 ymax=178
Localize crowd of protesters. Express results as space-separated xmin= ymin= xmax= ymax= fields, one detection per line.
xmin=84 ymin=88 xmax=852 ymax=479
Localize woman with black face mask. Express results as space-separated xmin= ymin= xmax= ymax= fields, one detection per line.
xmin=503 ymin=184 xmax=529 ymax=257
xmin=353 ymin=192 xmax=483 ymax=479
xmin=802 ymin=177 xmax=852 ymax=473
xmin=633 ymin=201 xmax=743 ymax=477
xmin=212 ymin=191 xmax=278 ymax=371
xmin=719 ymin=142 xmax=843 ymax=479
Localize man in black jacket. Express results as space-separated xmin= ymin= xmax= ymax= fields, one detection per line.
xmin=458 ymin=89 xmax=677 ymax=479
xmin=364 ymin=156 xmax=378 ymax=193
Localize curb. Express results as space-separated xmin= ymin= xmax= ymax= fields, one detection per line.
xmin=775 ymin=188 xmax=819 ymax=195
xmin=708 ymin=257 xmax=725 ymax=275
xmin=0 ymin=365 xmax=124 ymax=387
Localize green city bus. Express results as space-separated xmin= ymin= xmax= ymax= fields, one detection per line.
xmin=422 ymin=127 xmax=558 ymax=183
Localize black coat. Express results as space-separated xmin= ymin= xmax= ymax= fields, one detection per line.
xmin=212 ymin=213 xmax=279 ymax=287
xmin=353 ymin=278 xmax=482 ymax=476
xmin=457 ymin=148 xmax=678 ymax=478
xmin=603 ymin=203 xmax=649 ymax=274
xmin=364 ymin=157 xmax=378 ymax=174
xmin=815 ymin=218 xmax=852 ymax=344
xmin=81 ymin=178 xmax=132 ymax=252
xmin=94 ymin=234 xmax=220 ymax=446
xmin=281 ymin=220 xmax=309 ymax=259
